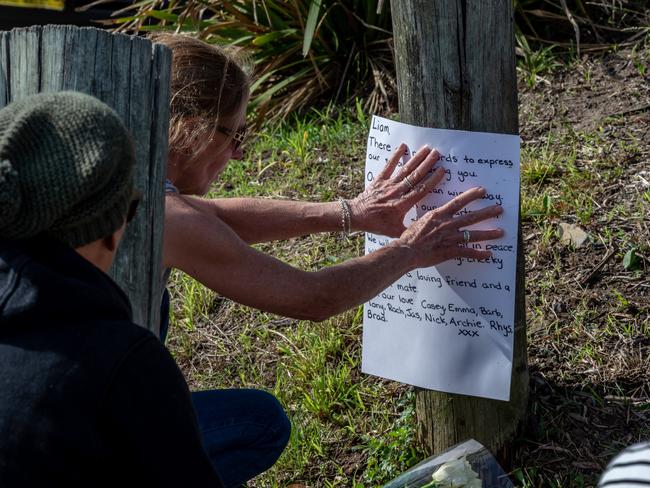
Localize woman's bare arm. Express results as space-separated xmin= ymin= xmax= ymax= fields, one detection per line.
xmin=184 ymin=144 xmax=443 ymax=244
xmin=182 ymin=196 xmax=341 ymax=244
xmin=163 ymin=186 xmax=503 ymax=322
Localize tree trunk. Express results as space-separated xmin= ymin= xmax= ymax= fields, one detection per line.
xmin=389 ymin=0 xmax=528 ymax=463
xmin=0 ymin=25 xmax=170 ymax=335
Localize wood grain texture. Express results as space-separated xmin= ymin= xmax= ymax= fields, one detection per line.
xmin=390 ymin=0 xmax=528 ymax=464
xmin=0 ymin=26 xmax=171 ymax=335
xmin=146 ymin=43 xmax=171 ymax=330
xmin=0 ymin=32 xmax=8 ymax=107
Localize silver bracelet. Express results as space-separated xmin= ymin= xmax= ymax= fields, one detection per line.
xmin=338 ymin=198 xmax=352 ymax=235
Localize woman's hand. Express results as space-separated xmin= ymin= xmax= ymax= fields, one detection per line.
xmin=394 ymin=186 xmax=504 ymax=270
xmin=349 ymin=144 xmax=445 ymax=237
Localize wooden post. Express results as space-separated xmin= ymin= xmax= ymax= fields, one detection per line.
xmin=389 ymin=0 xmax=529 ymax=462
xmin=0 ymin=26 xmax=170 ymax=335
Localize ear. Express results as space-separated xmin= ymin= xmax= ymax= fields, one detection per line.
xmin=102 ymin=227 xmax=123 ymax=252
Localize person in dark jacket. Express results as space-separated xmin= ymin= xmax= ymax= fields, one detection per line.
xmin=0 ymin=91 xmax=224 ymax=487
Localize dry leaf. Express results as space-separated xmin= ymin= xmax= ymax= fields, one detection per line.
xmin=558 ymin=223 xmax=589 ymax=248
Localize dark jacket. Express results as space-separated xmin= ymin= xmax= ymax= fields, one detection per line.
xmin=0 ymin=237 xmax=223 ymax=487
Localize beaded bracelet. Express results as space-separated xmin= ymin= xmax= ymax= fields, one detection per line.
xmin=338 ymin=198 xmax=352 ymax=235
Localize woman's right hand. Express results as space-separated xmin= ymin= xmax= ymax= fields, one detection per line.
xmin=394 ymin=186 xmax=504 ymax=269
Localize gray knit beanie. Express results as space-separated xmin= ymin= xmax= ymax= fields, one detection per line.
xmin=0 ymin=91 xmax=135 ymax=248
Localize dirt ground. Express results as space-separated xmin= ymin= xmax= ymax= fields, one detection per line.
xmin=514 ymin=46 xmax=649 ymax=485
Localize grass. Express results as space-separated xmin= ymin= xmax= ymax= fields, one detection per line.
xmin=516 ymin=31 xmax=563 ymax=88
xmin=166 ymin=45 xmax=650 ymax=486
xmin=515 ymin=42 xmax=649 ymax=486
xmin=167 ymin=106 xmax=425 ymax=486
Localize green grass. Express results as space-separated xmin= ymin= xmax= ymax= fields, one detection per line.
xmin=167 ymin=107 xmax=424 ymax=486
xmin=516 ymin=31 xmax=563 ymax=88
xmin=166 ymin=50 xmax=650 ymax=486
xmin=517 ymin=46 xmax=650 ymax=486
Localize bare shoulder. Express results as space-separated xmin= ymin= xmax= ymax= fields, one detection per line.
xmin=163 ymin=194 xmax=243 ymax=269
xmin=166 ymin=193 xmax=210 ymax=220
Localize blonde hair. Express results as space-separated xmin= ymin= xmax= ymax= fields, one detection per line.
xmin=150 ymin=33 xmax=252 ymax=154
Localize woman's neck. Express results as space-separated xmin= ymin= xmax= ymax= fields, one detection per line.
xmin=165 ymin=151 xmax=184 ymax=185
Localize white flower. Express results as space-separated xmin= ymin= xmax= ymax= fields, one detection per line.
xmin=429 ymin=457 xmax=482 ymax=488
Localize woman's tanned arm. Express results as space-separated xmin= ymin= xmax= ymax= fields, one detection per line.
xmin=186 ymin=145 xmax=445 ymax=244
xmin=164 ymin=188 xmax=503 ymax=322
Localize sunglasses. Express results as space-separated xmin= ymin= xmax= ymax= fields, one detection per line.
xmin=217 ymin=125 xmax=247 ymax=150
xmin=126 ymin=191 xmax=141 ymax=224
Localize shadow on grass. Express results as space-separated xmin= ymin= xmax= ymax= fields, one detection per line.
xmin=514 ymin=368 xmax=650 ymax=487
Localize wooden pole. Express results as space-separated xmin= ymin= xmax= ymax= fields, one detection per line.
xmin=0 ymin=26 xmax=170 ymax=335
xmin=389 ymin=0 xmax=529 ymax=462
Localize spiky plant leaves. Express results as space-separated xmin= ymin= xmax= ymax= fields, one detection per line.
xmin=104 ymin=0 xmax=394 ymax=122
xmin=101 ymin=0 xmax=648 ymax=122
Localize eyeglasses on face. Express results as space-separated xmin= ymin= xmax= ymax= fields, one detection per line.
xmin=217 ymin=125 xmax=247 ymax=150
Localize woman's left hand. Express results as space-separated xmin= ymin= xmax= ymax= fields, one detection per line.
xmin=349 ymin=143 xmax=444 ymax=237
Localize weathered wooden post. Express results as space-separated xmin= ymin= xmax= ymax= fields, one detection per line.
xmin=0 ymin=26 xmax=170 ymax=335
xmin=389 ymin=1 xmax=529 ymax=461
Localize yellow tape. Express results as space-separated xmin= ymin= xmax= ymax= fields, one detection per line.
xmin=0 ymin=0 xmax=65 ymax=11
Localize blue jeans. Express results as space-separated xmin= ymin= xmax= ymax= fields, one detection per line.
xmin=160 ymin=290 xmax=291 ymax=487
xmin=192 ymin=389 xmax=291 ymax=487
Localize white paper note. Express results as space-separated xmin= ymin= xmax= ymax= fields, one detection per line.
xmin=361 ymin=116 xmax=520 ymax=401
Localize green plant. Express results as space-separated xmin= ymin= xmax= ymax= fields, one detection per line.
xmin=623 ymin=248 xmax=642 ymax=271
xmin=173 ymin=271 xmax=215 ymax=330
xmin=521 ymin=154 xmax=559 ymax=185
xmin=613 ymin=289 xmax=630 ymax=309
xmin=361 ymin=391 xmax=421 ymax=484
xmin=521 ymin=191 xmax=555 ymax=220
xmin=101 ymin=0 xmax=649 ymax=125
xmin=284 ymin=116 xmax=314 ymax=165
xmin=634 ymin=57 xmax=647 ymax=76
xmin=512 ymin=466 xmax=538 ymax=488
xmin=109 ymin=0 xmax=394 ymax=121
xmin=516 ymin=30 xmax=562 ymax=87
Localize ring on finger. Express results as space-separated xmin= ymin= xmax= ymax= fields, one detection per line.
xmin=463 ymin=229 xmax=471 ymax=243
xmin=404 ymin=175 xmax=415 ymax=191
